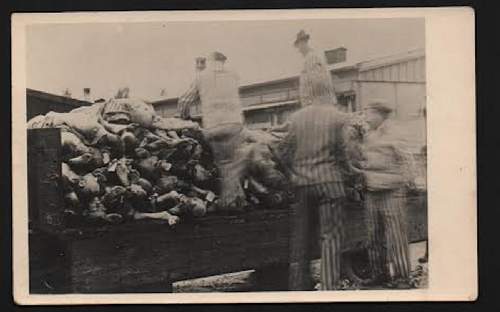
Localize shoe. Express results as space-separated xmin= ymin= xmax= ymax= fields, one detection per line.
xmin=384 ymin=279 xmax=413 ymax=289
xmin=360 ymin=275 xmax=386 ymax=287
xmin=418 ymin=255 xmax=428 ymax=263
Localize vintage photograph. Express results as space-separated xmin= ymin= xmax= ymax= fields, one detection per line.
xmin=12 ymin=9 xmax=477 ymax=303
xmin=24 ymin=17 xmax=428 ymax=294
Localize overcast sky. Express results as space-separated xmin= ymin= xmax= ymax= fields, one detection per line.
xmin=27 ymin=18 xmax=424 ymax=101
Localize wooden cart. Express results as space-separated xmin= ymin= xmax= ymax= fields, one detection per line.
xmin=28 ymin=128 xmax=427 ymax=293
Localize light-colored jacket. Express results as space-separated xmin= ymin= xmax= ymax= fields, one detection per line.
xmin=362 ymin=121 xmax=417 ymax=191
xmin=178 ymin=68 xmax=243 ymax=129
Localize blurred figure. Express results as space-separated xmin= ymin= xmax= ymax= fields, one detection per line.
xmin=277 ymin=91 xmax=348 ymax=290
xmin=358 ymin=100 xmax=416 ymax=289
xmin=177 ymin=52 xmax=247 ymax=211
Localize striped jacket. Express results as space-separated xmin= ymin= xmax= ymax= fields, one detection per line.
xmin=299 ymin=49 xmax=338 ymax=107
xmin=277 ymin=104 xmax=348 ymax=194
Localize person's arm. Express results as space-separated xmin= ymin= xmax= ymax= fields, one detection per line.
xmin=177 ymin=79 xmax=200 ymax=120
xmin=389 ymin=136 xmax=418 ymax=190
xmin=271 ymin=118 xmax=297 ymax=179
xmin=269 ymin=121 xmax=290 ymax=133
xmin=340 ymin=114 xmax=367 ymax=173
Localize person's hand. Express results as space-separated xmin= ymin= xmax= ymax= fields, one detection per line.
xmin=125 ymin=123 xmax=139 ymax=131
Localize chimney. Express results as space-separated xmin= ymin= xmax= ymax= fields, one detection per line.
xmin=62 ymin=88 xmax=72 ymax=98
xmin=83 ymin=88 xmax=91 ymax=102
xmin=324 ymin=47 xmax=347 ymax=65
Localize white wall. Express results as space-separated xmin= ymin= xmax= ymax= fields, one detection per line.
xmin=358 ymin=81 xmax=426 ymax=120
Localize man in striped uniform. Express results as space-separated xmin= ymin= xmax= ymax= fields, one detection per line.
xmin=271 ymin=30 xmax=339 ymax=134
xmin=277 ymin=97 xmax=348 ymax=290
xmin=276 ymin=31 xmax=347 ymax=290
xmin=295 ymin=30 xmax=338 ymax=109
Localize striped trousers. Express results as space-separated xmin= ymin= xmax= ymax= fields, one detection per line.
xmin=289 ymin=183 xmax=344 ymax=290
xmin=365 ymin=189 xmax=410 ymax=281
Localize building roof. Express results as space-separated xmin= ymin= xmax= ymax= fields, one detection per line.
xmin=27 ymin=88 xmax=92 ymax=108
xmin=150 ymin=48 xmax=425 ymax=107
xmin=242 ymin=99 xmax=299 ymax=112
xmin=357 ymin=48 xmax=425 ymax=72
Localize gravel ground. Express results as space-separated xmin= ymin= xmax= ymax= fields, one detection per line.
xmin=173 ymin=241 xmax=428 ymax=292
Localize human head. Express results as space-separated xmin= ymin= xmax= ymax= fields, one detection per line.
xmin=294 ymin=30 xmax=311 ymax=56
xmin=208 ymin=51 xmax=227 ymax=69
xmin=195 ymin=57 xmax=206 ymax=72
xmin=364 ymin=99 xmax=393 ymax=130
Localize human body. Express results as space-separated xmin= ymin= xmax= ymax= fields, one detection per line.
xmin=270 ymin=30 xmax=338 ymax=133
xmin=358 ymin=100 xmax=416 ymax=288
xmin=278 ymin=100 xmax=348 ymax=290
xmin=177 ymin=52 xmax=247 ymax=211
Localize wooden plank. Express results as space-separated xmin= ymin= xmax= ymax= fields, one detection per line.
xmin=254 ymin=263 xmax=289 ymax=291
xmin=29 ymin=230 xmax=72 ymax=294
xmin=28 ymin=128 xmax=64 ymax=233
xmin=33 ymin=194 xmax=426 ymax=293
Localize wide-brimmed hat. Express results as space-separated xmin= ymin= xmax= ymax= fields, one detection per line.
xmin=294 ymin=30 xmax=310 ymax=46
xmin=365 ymin=99 xmax=393 ymax=115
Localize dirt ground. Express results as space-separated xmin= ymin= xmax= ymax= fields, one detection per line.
xmin=173 ymin=241 xmax=428 ymax=292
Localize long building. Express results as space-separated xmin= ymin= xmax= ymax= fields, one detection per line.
xmin=152 ymin=48 xmax=426 ymax=130
xmin=26 ymin=48 xmax=426 ymax=151
xmin=26 ymin=88 xmax=92 ymax=121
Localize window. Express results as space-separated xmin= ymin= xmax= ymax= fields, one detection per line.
xmin=337 ymin=93 xmax=356 ymax=112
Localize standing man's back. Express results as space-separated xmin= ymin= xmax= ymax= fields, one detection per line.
xmin=197 ymin=67 xmax=242 ymax=129
xmin=288 ymin=104 xmax=347 ymax=188
xmin=276 ymin=30 xmax=348 ymax=291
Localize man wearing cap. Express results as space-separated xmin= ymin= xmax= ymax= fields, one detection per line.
xmin=295 ymin=29 xmax=338 ymax=108
xmin=269 ymin=30 xmax=338 ymax=134
xmin=177 ymin=52 xmax=247 ymax=211
xmin=276 ymin=81 xmax=349 ymax=290
xmin=357 ymin=99 xmax=416 ymax=288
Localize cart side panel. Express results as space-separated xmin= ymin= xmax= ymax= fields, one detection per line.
xmin=67 ymin=210 xmax=291 ymax=293
xmin=28 ymin=128 xmax=64 ymax=232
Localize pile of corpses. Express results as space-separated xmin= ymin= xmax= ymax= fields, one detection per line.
xmin=28 ymin=98 xmax=292 ymax=227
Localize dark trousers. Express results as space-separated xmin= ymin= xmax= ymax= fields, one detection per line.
xmin=289 ymin=183 xmax=344 ymax=290
xmin=365 ymin=189 xmax=410 ymax=281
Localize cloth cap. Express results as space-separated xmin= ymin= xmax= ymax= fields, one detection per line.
xmin=365 ymin=99 xmax=393 ymax=115
xmin=294 ymin=29 xmax=310 ymax=46
xmin=210 ymin=51 xmax=227 ymax=62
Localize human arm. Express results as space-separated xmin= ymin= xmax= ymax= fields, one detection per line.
xmin=177 ymin=79 xmax=200 ymax=120
xmin=268 ymin=121 xmax=290 ymax=133
xmin=271 ymin=119 xmax=297 ymax=179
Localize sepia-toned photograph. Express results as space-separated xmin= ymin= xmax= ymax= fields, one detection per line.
xmin=12 ymin=8 xmax=476 ymax=304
